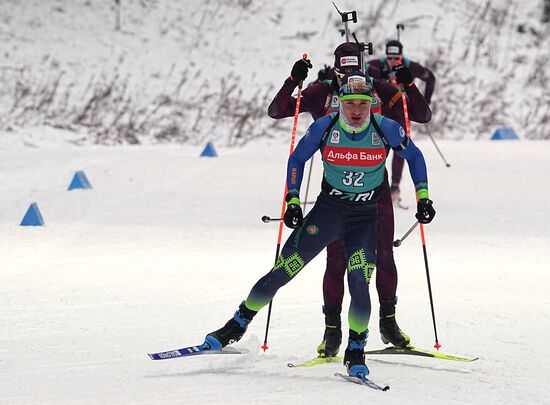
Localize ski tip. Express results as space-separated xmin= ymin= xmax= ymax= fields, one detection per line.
xmin=334 ymin=372 xmax=390 ymax=391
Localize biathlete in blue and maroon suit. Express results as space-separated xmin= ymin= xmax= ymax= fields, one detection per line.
xmin=267 ymin=42 xmax=432 ymax=355
xmin=204 ymin=71 xmax=436 ymax=379
xmin=367 ymin=39 xmax=436 ymax=206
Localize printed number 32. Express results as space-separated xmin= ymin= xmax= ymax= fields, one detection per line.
xmin=342 ymin=171 xmax=365 ymax=187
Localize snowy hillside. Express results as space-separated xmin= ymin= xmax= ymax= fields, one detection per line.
xmin=0 ymin=0 xmax=549 ymax=146
xmin=1 ymin=2 xmax=550 ymax=403
xmin=1 ymin=139 xmax=549 ymax=404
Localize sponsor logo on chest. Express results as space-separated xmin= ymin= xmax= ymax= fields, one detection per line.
xmin=323 ymin=146 xmax=386 ymax=167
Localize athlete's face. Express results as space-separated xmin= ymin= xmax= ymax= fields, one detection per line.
xmin=386 ymin=55 xmax=403 ymax=69
xmin=341 ymin=99 xmax=371 ymax=127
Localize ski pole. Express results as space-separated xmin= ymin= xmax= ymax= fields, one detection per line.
xmin=405 ymin=116 xmax=442 ymax=351
xmin=393 ymin=221 xmax=418 ymax=247
xmin=398 ymin=80 xmax=441 ymax=350
xmin=418 ymin=218 xmax=441 ymax=350
xmin=426 ymin=125 xmax=451 ymax=167
xmin=261 ymin=215 xmax=282 ymax=223
xmin=387 ymin=52 xmax=411 ymax=136
xmin=262 ymin=53 xmax=308 ymax=352
xmin=404 ymin=106 xmax=441 ymax=351
xmin=388 ymin=25 xmax=441 ymax=348
xmin=390 ymin=75 xmax=411 ymax=137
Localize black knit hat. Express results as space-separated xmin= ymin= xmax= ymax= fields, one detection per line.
xmin=385 ymin=40 xmax=403 ymax=55
xmin=334 ymin=42 xmax=361 ymax=70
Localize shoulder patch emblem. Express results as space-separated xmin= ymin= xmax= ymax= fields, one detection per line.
xmin=372 ymin=133 xmax=382 ymax=145
xmin=399 ymin=126 xmax=406 ymax=138
xmin=331 ymin=95 xmax=339 ymax=107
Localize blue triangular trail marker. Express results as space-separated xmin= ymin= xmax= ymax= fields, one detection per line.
xmin=200 ymin=142 xmax=217 ymax=157
xmin=68 ymin=170 xmax=92 ymax=190
xmin=491 ymin=127 xmax=519 ymax=140
xmin=20 ymin=202 xmax=45 ymax=226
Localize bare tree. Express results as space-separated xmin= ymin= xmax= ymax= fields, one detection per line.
xmin=114 ymin=0 xmax=121 ymax=31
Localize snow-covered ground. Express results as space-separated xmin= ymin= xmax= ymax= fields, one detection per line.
xmin=1 ymin=136 xmax=549 ymax=404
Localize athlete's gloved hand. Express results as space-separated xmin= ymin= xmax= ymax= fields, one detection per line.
xmin=284 ymin=193 xmax=303 ymax=229
xmin=415 ymin=198 xmax=436 ymax=224
xmin=290 ymin=58 xmax=313 ymax=84
xmin=393 ymin=64 xmax=413 ymax=87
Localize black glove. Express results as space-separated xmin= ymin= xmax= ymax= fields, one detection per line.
xmin=393 ymin=64 xmax=413 ymax=87
xmin=283 ymin=193 xmax=303 ymax=229
xmin=318 ymin=64 xmax=333 ymax=81
xmin=290 ymin=58 xmax=312 ymax=84
xmin=415 ymin=198 xmax=436 ymax=224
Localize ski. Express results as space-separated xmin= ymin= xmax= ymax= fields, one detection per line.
xmin=288 ymin=346 xmax=477 ymax=367
xmin=335 ymin=372 xmax=390 ymax=391
xmin=148 ymin=344 xmax=246 ymax=360
xmin=287 ymin=355 xmax=343 ymax=368
xmin=365 ymin=346 xmax=478 ymax=362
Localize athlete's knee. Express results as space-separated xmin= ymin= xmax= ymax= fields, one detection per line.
xmin=327 ymin=239 xmax=346 ymax=256
xmin=347 ymin=249 xmax=376 ymax=285
xmin=376 ymin=247 xmax=395 ymax=268
xmin=273 ymin=251 xmax=306 ymax=280
xmin=326 ymin=257 xmax=347 ymax=276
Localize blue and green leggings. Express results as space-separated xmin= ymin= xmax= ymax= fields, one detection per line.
xmin=243 ymin=193 xmax=377 ymax=334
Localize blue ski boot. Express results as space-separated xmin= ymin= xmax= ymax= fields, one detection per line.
xmin=343 ymin=330 xmax=369 ymax=378
xmin=204 ymin=302 xmax=256 ymax=350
